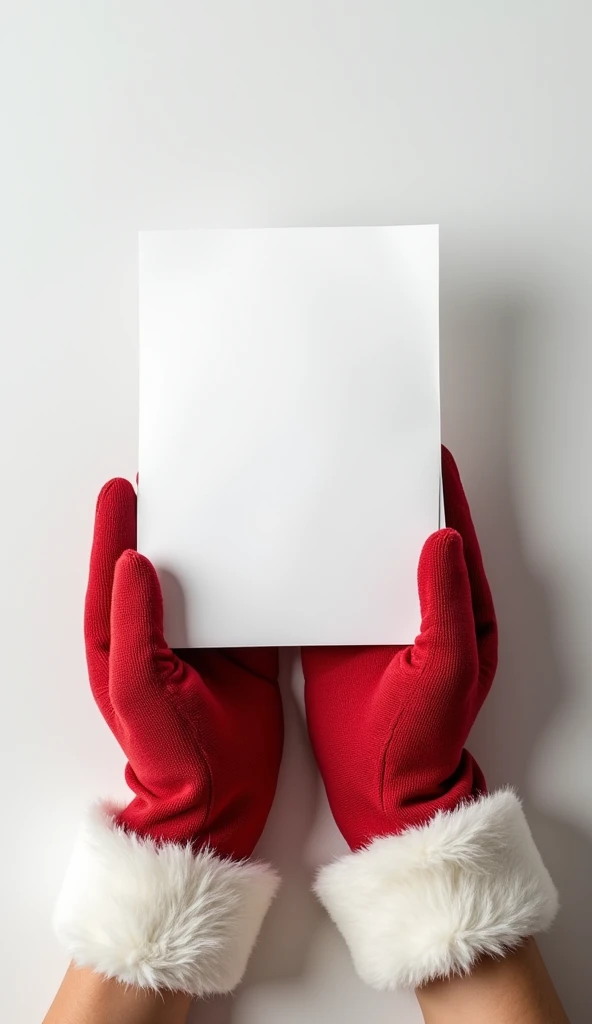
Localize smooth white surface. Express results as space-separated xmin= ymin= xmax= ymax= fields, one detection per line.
xmin=138 ymin=226 xmax=440 ymax=647
xmin=1 ymin=3 xmax=591 ymax=1022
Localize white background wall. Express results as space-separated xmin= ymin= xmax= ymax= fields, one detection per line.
xmin=1 ymin=3 xmax=591 ymax=1021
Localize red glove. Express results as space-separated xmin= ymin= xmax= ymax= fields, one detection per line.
xmin=55 ymin=478 xmax=282 ymax=996
xmin=304 ymin=447 xmax=557 ymax=991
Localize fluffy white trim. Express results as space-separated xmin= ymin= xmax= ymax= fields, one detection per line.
xmin=315 ymin=790 xmax=558 ymax=991
xmin=54 ymin=804 xmax=279 ymax=995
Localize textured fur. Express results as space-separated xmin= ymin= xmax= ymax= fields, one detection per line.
xmin=54 ymin=804 xmax=279 ymax=995
xmin=315 ymin=790 xmax=558 ymax=990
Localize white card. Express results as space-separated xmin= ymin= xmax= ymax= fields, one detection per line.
xmin=138 ymin=226 xmax=440 ymax=648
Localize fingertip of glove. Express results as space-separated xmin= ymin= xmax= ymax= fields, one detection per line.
xmin=115 ymin=548 xmax=153 ymax=578
xmin=424 ymin=527 xmax=463 ymax=558
xmin=419 ymin=530 xmax=467 ymax=592
xmin=96 ymin=477 xmax=136 ymax=510
xmin=440 ymin=445 xmax=462 ymax=480
xmin=114 ymin=550 xmax=162 ymax=601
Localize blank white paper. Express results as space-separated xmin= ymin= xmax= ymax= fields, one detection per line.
xmin=138 ymin=226 xmax=440 ymax=647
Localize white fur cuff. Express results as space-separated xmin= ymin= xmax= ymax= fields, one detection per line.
xmin=315 ymin=790 xmax=558 ymax=990
xmin=54 ymin=804 xmax=279 ymax=995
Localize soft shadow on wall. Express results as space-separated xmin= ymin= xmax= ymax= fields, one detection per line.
xmin=441 ymin=294 xmax=592 ymax=1024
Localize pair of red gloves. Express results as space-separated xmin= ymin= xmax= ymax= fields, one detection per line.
xmin=54 ymin=449 xmax=557 ymax=996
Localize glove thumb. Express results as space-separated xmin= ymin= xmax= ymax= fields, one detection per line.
xmin=412 ymin=528 xmax=477 ymax=680
xmin=109 ymin=549 xmax=174 ymax=716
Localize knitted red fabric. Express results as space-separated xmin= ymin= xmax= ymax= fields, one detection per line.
xmin=84 ymin=478 xmax=283 ymax=861
xmin=302 ymin=447 xmax=498 ymax=851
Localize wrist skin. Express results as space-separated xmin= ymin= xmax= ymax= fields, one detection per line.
xmin=416 ymin=939 xmax=568 ymax=1024
xmin=43 ymin=964 xmax=192 ymax=1024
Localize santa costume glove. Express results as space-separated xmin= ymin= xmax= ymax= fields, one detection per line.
xmin=54 ymin=478 xmax=283 ymax=996
xmin=303 ymin=447 xmax=558 ymax=990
